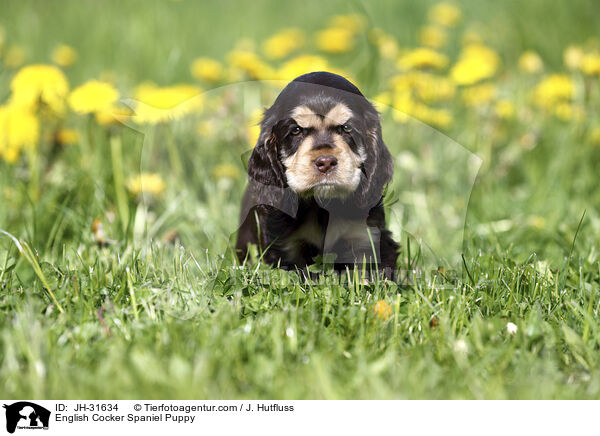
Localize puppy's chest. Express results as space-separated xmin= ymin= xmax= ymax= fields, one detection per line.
xmin=280 ymin=212 xmax=373 ymax=262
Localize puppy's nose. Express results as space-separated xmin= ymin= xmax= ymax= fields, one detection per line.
xmin=314 ymin=155 xmax=338 ymax=173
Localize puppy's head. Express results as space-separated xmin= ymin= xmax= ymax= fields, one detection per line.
xmin=248 ymin=71 xmax=392 ymax=209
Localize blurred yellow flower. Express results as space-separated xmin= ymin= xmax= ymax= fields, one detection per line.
xmin=494 ymin=99 xmax=515 ymax=119
xmin=373 ymin=300 xmax=392 ymax=320
xmin=134 ymin=83 xmax=203 ymax=124
xmin=4 ymin=45 xmax=26 ymax=68
xmin=95 ymin=105 xmax=132 ymax=125
xmin=247 ymin=107 xmax=263 ymax=146
xmin=398 ymin=47 xmax=448 ymax=71
xmin=390 ymin=72 xmax=456 ymax=102
xmin=69 ymin=80 xmax=119 ymax=114
xmin=262 ymin=28 xmax=304 ymax=59
xmin=0 ymin=105 xmax=39 ymax=163
xmin=372 ymin=91 xmax=392 ymax=108
xmin=55 ymin=128 xmax=79 ymax=145
xmin=450 ymin=44 xmax=500 ymax=85
xmin=554 ymin=102 xmax=584 ymax=122
xmin=533 ymin=74 xmax=573 ymax=107
xmin=190 ymin=57 xmax=223 ymax=82
xmin=51 ymin=44 xmax=77 ymax=67
xmin=461 ymin=83 xmax=496 ymax=106
xmin=527 ymin=215 xmax=546 ymax=229
xmin=589 ymin=126 xmax=600 ymax=145
xmin=211 ymin=163 xmax=240 ymax=180
xmin=518 ymin=51 xmax=543 ymax=74
xmin=428 ymin=2 xmax=462 ymax=28
xmin=126 ymin=173 xmax=166 ymax=196
xmin=227 ymin=50 xmax=274 ymax=80
xmin=369 ymin=29 xmax=398 ymax=59
xmin=419 ymin=25 xmax=447 ymax=49
xmin=581 ymin=53 xmax=600 ymax=75
xmin=278 ymin=55 xmax=329 ymax=81
xmin=563 ymin=45 xmax=584 ymax=70
xmin=315 ymin=27 xmax=355 ymax=53
xmin=392 ymin=91 xmax=452 ymax=128
xmin=10 ymin=64 xmax=69 ymax=113
xmin=328 ymin=14 xmax=367 ymax=33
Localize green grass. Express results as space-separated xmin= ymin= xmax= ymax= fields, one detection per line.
xmin=1 ymin=0 xmax=600 ymax=399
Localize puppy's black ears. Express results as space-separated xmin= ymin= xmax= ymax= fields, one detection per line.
xmin=247 ymin=116 xmax=286 ymax=188
xmin=355 ymin=111 xmax=393 ymax=209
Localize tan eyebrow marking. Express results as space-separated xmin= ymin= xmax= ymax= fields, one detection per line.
xmin=324 ymin=103 xmax=353 ymax=127
xmin=291 ymin=105 xmax=322 ymax=129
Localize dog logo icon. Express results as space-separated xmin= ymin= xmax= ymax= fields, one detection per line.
xmin=3 ymin=402 xmax=50 ymax=433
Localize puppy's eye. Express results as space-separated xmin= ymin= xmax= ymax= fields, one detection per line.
xmin=342 ymin=124 xmax=353 ymax=133
xmin=291 ymin=126 xmax=302 ymax=136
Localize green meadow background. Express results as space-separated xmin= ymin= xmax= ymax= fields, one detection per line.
xmin=1 ymin=0 xmax=600 ymax=399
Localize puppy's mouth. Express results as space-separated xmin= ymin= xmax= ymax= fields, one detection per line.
xmin=302 ymin=168 xmax=362 ymax=199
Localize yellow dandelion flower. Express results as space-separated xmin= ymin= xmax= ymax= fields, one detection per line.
xmin=247 ymin=107 xmax=263 ymax=146
xmin=211 ymin=163 xmax=240 ymax=180
xmin=518 ymin=51 xmax=544 ymax=74
xmin=68 ymin=80 xmax=119 ymax=114
xmin=278 ymin=55 xmax=329 ymax=81
xmin=190 ymin=57 xmax=223 ymax=82
xmin=419 ymin=25 xmax=447 ymax=49
xmin=51 ymin=44 xmax=77 ymax=67
xmin=554 ymin=102 xmax=572 ymax=121
xmin=126 ymin=173 xmax=166 ymax=196
xmin=4 ymin=45 xmax=26 ymax=68
xmin=262 ymin=28 xmax=305 ymax=59
xmin=532 ymin=74 xmax=573 ymax=108
xmin=420 ymin=106 xmax=452 ymax=128
xmin=527 ymin=215 xmax=546 ymax=229
xmin=581 ymin=53 xmax=600 ymax=75
xmin=227 ymin=50 xmax=274 ymax=80
xmin=494 ymin=99 xmax=515 ymax=119
xmin=0 ymin=105 xmax=39 ymax=163
xmin=133 ymin=83 xmax=203 ymax=124
xmin=390 ymin=72 xmax=456 ymax=103
xmin=589 ymin=126 xmax=600 ymax=145
xmin=450 ymin=44 xmax=500 ymax=85
xmin=369 ymin=29 xmax=399 ymax=59
xmin=392 ymin=92 xmax=452 ymax=128
xmin=10 ymin=64 xmax=69 ymax=113
xmin=315 ymin=27 xmax=356 ymax=53
xmin=95 ymin=105 xmax=132 ymax=126
xmin=563 ymin=45 xmax=584 ymax=70
xmin=372 ymin=91 xmax=392 ymax=109
xmin=55 ymin=128 xmax=79 ymax=145
xmin=428 ymin=2 xmax=462 ymax=28
xmin=554 ymin=102 xmax=584 ymax=122
xmin=398 ymin=47 xmax=449 ymax=71
xmin=328 ymin=14 xmax=367 ymax=34
xmin=461 ymin=83 xmax=496 ymax=106
xmin=373 ymin=300 xmax=392 ymax=320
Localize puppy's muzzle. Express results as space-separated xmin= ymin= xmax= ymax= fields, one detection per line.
xmin=314 ymin=155 xmax=338 ymax=173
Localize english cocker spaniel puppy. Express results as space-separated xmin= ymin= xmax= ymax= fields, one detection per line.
xmin=236 ymin=71 xmax=398 ymax=278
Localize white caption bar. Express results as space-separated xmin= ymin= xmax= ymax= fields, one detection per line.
xmin=0 ymin=400 xmax=596 ymax=435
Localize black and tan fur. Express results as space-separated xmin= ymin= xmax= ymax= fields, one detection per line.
xmin=236 ymin=72 xmax=398 ymax=278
